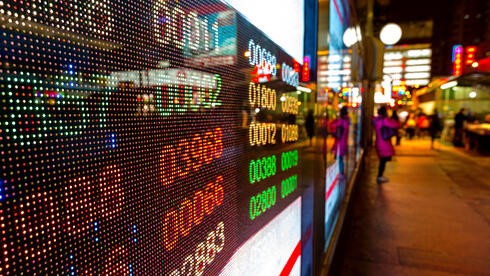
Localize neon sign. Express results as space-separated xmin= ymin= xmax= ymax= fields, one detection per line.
xmin=452 ymin=45 xmax=463 ymax=76
xmin=302 ymin=56 xmax=310 ymax=82
xmin=464 ymin=46 xmax=477 ymax=66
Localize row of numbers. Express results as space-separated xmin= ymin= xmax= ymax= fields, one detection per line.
xmin=249 ymin=82 xmax=277 ymax=111
xmin=249 ymin=186 xmax=277 ymax=220
xmin=281 ymin=95 xmax=298 ymax=115
xmin=249 ymin=123 xmax=299 ymax=146
xmin=170 ymin=222 xmax=225 ymax=276
xmin=249 ymin=155 xmax=277 ymax=184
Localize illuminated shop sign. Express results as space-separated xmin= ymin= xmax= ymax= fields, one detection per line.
xmin=464 ymin=46 xmax=477 ymax=66
xmin=302 ymin=56 xmax=311 ymax=82
xmin=452 ymin=45 xmax=463 ymax=76
xmin=383 ymin=46 xmax=432 ymax=86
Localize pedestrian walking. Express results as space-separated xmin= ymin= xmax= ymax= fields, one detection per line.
xmin=453 ymin=108 xmax=467 ymax=147
xmin=391 ymin=109 xmax=402 ymax=145
xmin=305 ymin=110 xmax=315 ymax=146
xmin=332 ymin=106 xmax=349 ymax=176
xmin=417 ymin=113 xmax=429 ymax=138
xmin=429 ymin=109 xmax=441 ymax=149
xmin=373 ymin=106 xmax=400 ymax=183
xmin=405 ymin=113 xmax=416 ymax=140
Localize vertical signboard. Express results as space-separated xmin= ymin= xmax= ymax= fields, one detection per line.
xmin=452 ymin=45 xmax=463 ymax=76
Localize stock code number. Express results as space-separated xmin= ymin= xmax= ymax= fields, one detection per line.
xmin=249 ymin=122 xmax=276 ymax=146
xmin=169 ymin=222 xmax=225 ymax=276
xmin=249 ymin=186 xmax=277 ymax=220
xmin=249 ymin=155 xmax=277 ymax=184
xmin=249 ymin=82 xmax=277 ymax=111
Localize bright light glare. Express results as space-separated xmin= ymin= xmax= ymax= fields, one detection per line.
xmin=405 ymin=65 xmax=431 ymax=72
xmin=405 ymin=79 xmax=429 ymax=86
xmin=406 ymin=59 xmax=431 ymax=65
xmin=384 ymin=60 xmax=403 ymax=66
xmin=383 ymin=67 xmax=403 ymax=74
xmin=440 ymin=81 xmax=457 ymax=89
xmin=380 ymin=23 xmax=402 ymax=45
xmin=296 ymin=86 xmax=312 ymax=93
xmin=343 ymin=27 xmax=361 ymax=47
xmin=469 ymin=91 xmax=477 ymax=98
xmin=384 ymin=52 xmax=403 ymax=60
xmin=407 ymin=49 xmax=431 ymax=57
xmin=404 ymin=72 xmax=430 ymax=79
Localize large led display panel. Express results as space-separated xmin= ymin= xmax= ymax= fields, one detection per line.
xmin=0 ymin=0 xmax=307 ymax=274
xmin=221 ymin=0 xmax=305 ymax=62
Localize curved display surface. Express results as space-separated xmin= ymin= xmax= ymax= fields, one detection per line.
xmin=0 ymin=0 xmax=309 ymax=274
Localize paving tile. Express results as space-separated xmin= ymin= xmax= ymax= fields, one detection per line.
xmin=340 ymin=257 xmax=467 ymax=276
xmin=398 ymin=247 xmax=490 ymax=275
xmin=332 ymin=140 xmax=490 ymax=276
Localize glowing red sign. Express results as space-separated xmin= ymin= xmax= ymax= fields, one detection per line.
xmin=452 ymin=45 xmax=463 ymax=76
xmin=464 ymin=46 xmax=477 ymax=66
xmin=302 ymin=56 xmax=310 ymax=82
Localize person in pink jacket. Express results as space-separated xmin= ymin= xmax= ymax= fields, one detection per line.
xmin=373 ymin=106 xmax=400 ymax=183
xmin=332 ymin=106 xmax=349 ymax=176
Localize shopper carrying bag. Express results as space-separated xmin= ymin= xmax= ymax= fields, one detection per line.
xmin=373 ymin=106 xmax=400 ymax=183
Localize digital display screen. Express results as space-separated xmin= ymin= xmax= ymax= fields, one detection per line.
xmin=0 ymin=0 xmax=308 ymax=274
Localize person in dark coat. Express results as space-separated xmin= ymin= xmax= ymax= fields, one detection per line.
xmin=453 ymin=108 xmax=467 ymax=147
xmin=429 ymin=109 xmax=441 ymax=149
xmin=305 ymin=110 xmax=315 ymax=146
xmin=391 ymin=109 xmax=402 ymax=145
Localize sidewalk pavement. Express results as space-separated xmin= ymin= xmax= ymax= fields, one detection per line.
xmin=332 ymin=139 xmax=490 ymax=276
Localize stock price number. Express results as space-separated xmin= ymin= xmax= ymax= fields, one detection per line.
xmin=249 ymin=122 xmax=276 ymax=146
xmin=281 ymin=124 xmax=298 ymax=143
xmin=281 ymin=150 xmax=298 ymax=171
xmin=249 ymin=82 xmax=276 ymax=111
xmin=249 ymin=186 xmax=277 ymax=220
xmin=249 ymin=155 xmax=277 ymax=184
xmin=169 ymin=222 xmax=225 ymax=276
xmin=281 ymin=175 xmax=298 ymax=199
xmin=281 ymin=95 xmax=298 ymax=115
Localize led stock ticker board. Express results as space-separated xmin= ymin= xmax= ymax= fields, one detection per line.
xmin=0 ymin=0 xmax=306 ymax=275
